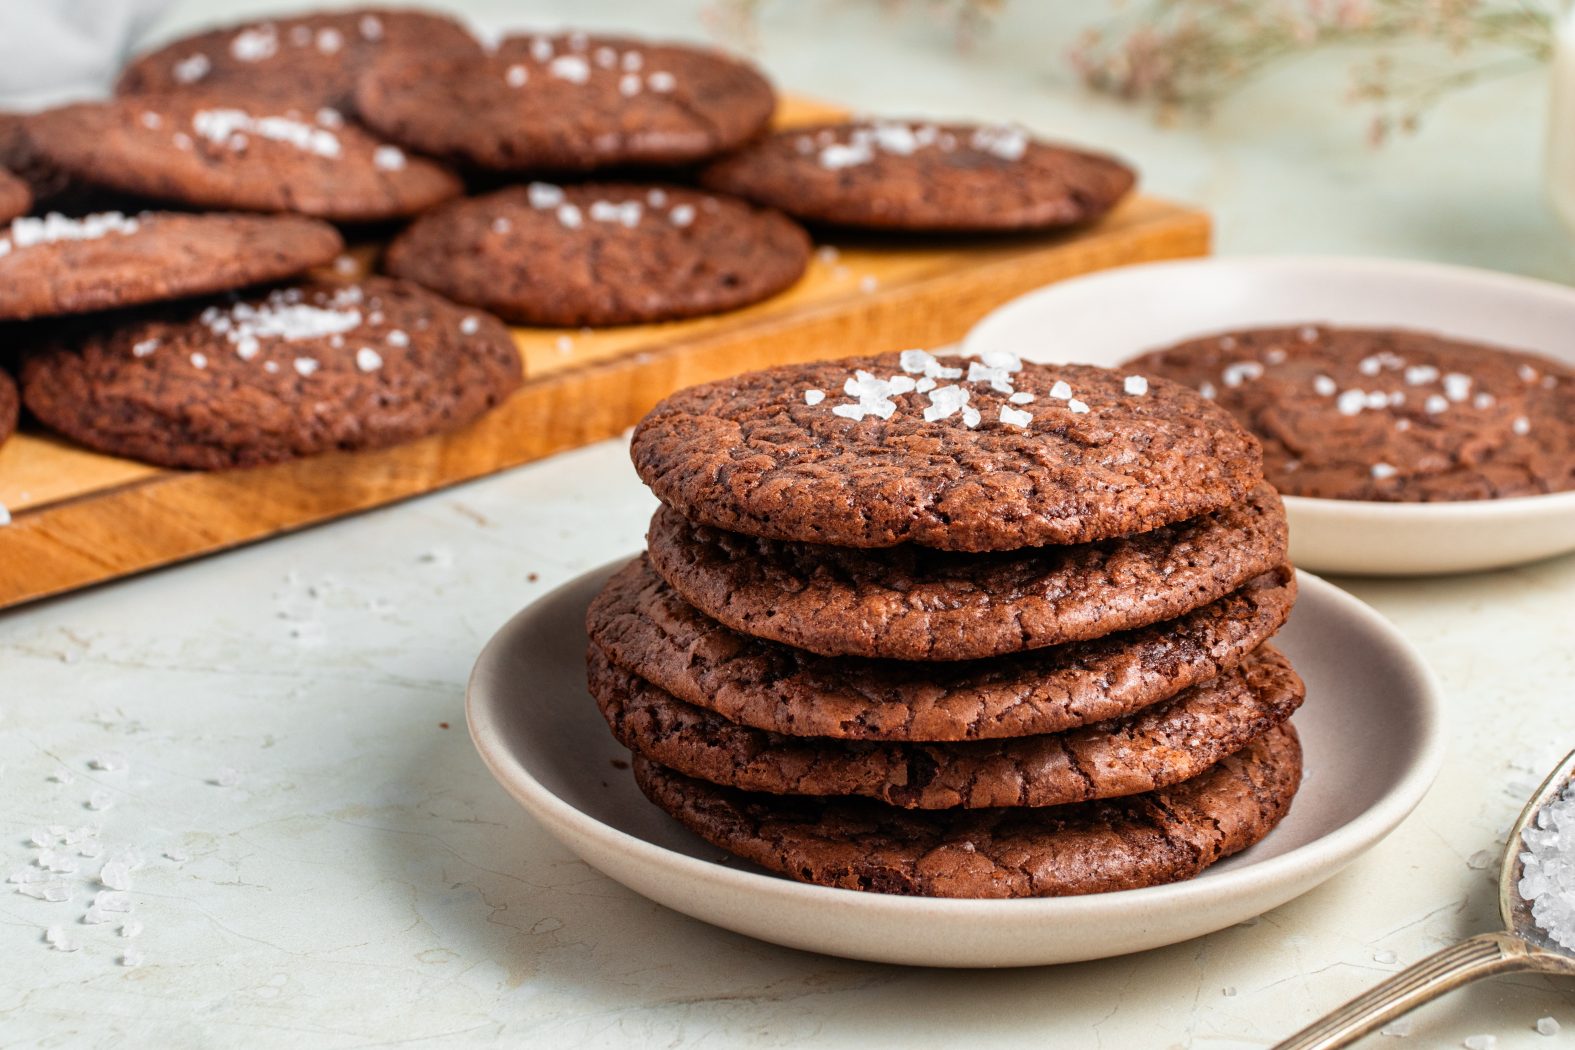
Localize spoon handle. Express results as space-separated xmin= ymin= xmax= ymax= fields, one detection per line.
xmin=1271 ymin=932 xmax=1542 ymax=1050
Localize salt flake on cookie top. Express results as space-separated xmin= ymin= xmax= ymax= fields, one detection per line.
xmin=632 ymin=351 xmax=1260 ymax=551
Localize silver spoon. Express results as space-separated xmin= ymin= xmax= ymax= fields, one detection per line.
xmin=1274 ymin=749 xmax=1575 ymax=1049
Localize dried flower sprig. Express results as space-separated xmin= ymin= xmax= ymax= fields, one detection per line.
xmin=711 ymin=0 xmax=1557 ymax=142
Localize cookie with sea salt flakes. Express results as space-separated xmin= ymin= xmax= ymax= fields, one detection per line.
xmin=631 ymin=722 xmax=1302 ymax=898
xmin=115 ymin=7 xmax=476 ymax=112
xmin=0 ymin=167 xmax=29 ymax=223
xmin=0 ymin=211 xmax=343 ymax=321
xmin=26 ymin=96 xmax=462 ymax=222
xmin=646 ymin=483 xmax=1287 ymax=661
xmin=631 ymin=351 xmax=1264 ymax=551
xmin=384 ymin=182 xmax=811 ymax=326
xmin=354 ymin=32 xmax=776 ymax=172
xmin=587 ymin=557 xmax=1297 ymax=741
xmin=1126 ymin=325 xmax=1575 ymax=501
xmin=699 ymin=120 xmax=1136 ymax=232
xmin=20 ymin=278 xmax=522 ymax=470
xmin=592 ymin=642 xmax=1303 ymax=809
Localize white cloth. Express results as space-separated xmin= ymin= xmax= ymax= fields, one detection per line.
xmin=0 ymin=0 xmax=173 ymax=109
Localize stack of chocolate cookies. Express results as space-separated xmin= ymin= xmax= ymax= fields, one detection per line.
xmin=587 ymin=350 xmax=1306 ymax=899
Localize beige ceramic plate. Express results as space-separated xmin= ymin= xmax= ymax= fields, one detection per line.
xmin=467 ymin=559 xmax=1444 ymax=968
xmin=963 ymin=256 xmax=1575 ymax=576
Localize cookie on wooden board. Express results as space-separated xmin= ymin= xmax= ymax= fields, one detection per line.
xmin=630 ymin=352 xmax=1264 ymax=551
xmin=384 ymin=182 xmax=810 ymax=326
xmin=592 ymin=643 xmax=1303 ymax=809
xmin=355 ymin=31 xmax=775 ymax=172
xmin=586 ymin=556 xmax=1297 ymax=741
xmin=0 ymin=167 xmax=29 ymax=223
xmin=20 ymin=278 xmax=521 ymax=470
xmin=26 ymin=96 xmax=462 ymax=222
xmin=699 ymin=119 xmax=1136 ymax=232
xmin=115 ymin=7 xmax=477 ymax=112
xmin=0 ymin=211 xmax=343 ymax=321
xmin=0 ymin=369 xmax=18 ymax=451
xmin=631 ymin=722 xmax=1302 ymax=898
xmin=644 ymin=482 xmax=1288 ymax=662
xmin=1126 ymin=324 xmax=1575 ymax=501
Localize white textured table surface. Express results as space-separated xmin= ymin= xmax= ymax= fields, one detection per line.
xmin=4 ymin=3 xmax=1575 ymax=1048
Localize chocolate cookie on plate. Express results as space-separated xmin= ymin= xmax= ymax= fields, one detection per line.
xmin=699 ymin=120 xmax=1135 ymax=232
xmin=645 ymin=483 xmax=1287 ymax=661
xmin=21 ymin=278 xmax=521 ymax=470
xmin=632 ymin=722 xmax=1302 ymax=898
xmin=0 ymin=167 xmax=29 ymax=223
xmin=116 ymin=7 xmax=476 ymax=112
xmin=0 ymin=211 xmax=343 ymax=321
xmin=26 ymin=96 xmax=462 ymax=222
xmin=587 ymin=556 xmax=1297 ymax=741
xmin=631 ymin=352 xmax=1264 ymax=551
xmin=1127 ymin=324 xmax=1575 ymax=501
xmin=355 ymin=32 xmax=775 ymax=172
xmin=592 ymin=643 xmax=1303 ymax=809
xmin=385 ymin=182 xmax=810 ymax=326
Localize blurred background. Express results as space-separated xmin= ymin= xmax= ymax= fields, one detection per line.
xmin=2 ymin=1 xmax=1568 ymax=277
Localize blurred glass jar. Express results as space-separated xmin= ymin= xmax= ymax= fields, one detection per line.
xmin=1550 ymin=1 xmax=1575 ymax=232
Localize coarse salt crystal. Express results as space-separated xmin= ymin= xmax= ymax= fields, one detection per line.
xmin=618 ymin=73 xmax=641 ymax=97
xmin=1536 ymin=1017 xmax=1560 ymax=1037
xmin=372 ymin=146 xmax=406 ymax=171
xmin=1442 ymin=372 xmax=1472 ymax=402
xmin=1312 ymin=375 xmax=1337 ymax=397
xmin=1425 ymin=394 xmax=1448 ymax=414
xmin=293 ymin=357 xmax=320 ymax=376
xmin=191 ymin=108 xmax=340 ymax=158
xmin=173 ymin=53 xmax=211 ymax=83
xmin=121 ymin=919 xmax=143 ymax=938
xmin=1123 ymin=375 xmax=1148 ymax=396
xmin=1336 ymin=390 xmax=1366 ymax=416
xmin=1008 ymin=391 xmax=1034 ymax=404
xmin=1371 ymin=463 xmax=1398 ymax=480
xmin=669 ymin=204 xmax=696 ymax=227
xmin=549 ymin=55 xmax=590 ymax=84
xmin=1221 ymin=361 xmax=1264 ymax=387
xmin=359 ymin=14 xmax=383 ymax=40
xmin=88 ymin=754 xmax=127 ymax=772
xmin=505 ymin=64 xmax=528 ymax=87
xmin=1467 ymin=849 xmax=1495 ymax=870
xmin=87 ymin=790 xmax=114 ymax=811
xmin=355 ymin=348 xmax=383 ymax=373
xmin=121 ymin=948 xmax=144 ymax=967
xmin=556 ymin=203 xmax=583 ymax=229
xmin=528 ymin=36 xmax=553 ymax=62
xmin=998 ymin=405 xmax=1032 ymax=428
xmin=527 ymin=183 xmax=564 ymax=209
xmin=460 ymin=317 xmax=481 ymax=335
xmin=1372 ymin=949 xmax=1398 ymax=963
xmin=316 ymin=28 xmax=343 ymax=54
xmin=213 ymin=768 xmax=242 ymax=787
xmin=647 ymin=71 xmax=676 ymax=92
xmin=1462 ymin=1036 xmax=1496 ymax=1050
xmin=1518 ymin=781 xmax=1575 ymax=952
xmin=1048 ymin=380 xmax=1073 ymax=401
xmin=803 ymin=389 xmax=824 ymax=406
xmin=1067 ymin=399 xmax=1090 ymax=414
xmin=1512 ymin=417 xmax=1531 ymax=436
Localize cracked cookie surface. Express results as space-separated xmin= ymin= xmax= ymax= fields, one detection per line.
xmin=588 ymin=556 xmax=1296 ymax=740
xmin=593 ymin=643 xmax=1302 ymax=809
xmin=632 ymin=722 xmax=1302 ymax=897
xmin=0 ymin=212 xmax=343 ymax=321
xmin=700 ymin=120 xmax=1135 ymax=232
xmin=21 ymin=278 xmax=521 ymax=470
xmin=1127 ymin=324 xmax=1575 ymax=501
xmin=27 ymin=95 xmax=462 ymax=222
xmin=631 ymin=353 xmax=1263 ymax=551
xmin=385 ymin=183 xmax=810 ymax=326
xmin=645 ymin=483 xmax=1288 ymax=661
xmin=355 ymin=32 xmax=775 ymax=172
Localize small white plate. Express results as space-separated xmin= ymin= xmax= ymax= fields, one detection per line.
xmin=467 ymin=559 xmax=1444 ymax=968
xmin=963 ymin=256 xmax=1575 ymax=576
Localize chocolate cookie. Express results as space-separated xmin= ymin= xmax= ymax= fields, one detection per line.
xmin=0 ymin=167 xmax=29 ymax=223
xmin=355 ymin=32 xmax=775 ymax=172
xmin=26 ymin=96 xmax=462 ymax=222
xmin=0 ymin=211 xmax=343 ymax=321
xmin=1127 ymin=325 xmax=1575 ymax=501
xmin=699 ymin=120 xmax=1136 ymax=232
xmin=384 ymin=182 xmax=810 ymax=326
xmin=0 ymin=368 xmax=17 ymax=450
xmin=593 ymin=643 xmax=1302 ymax=809
xmin=645 ymin=483 xmax=1287 ymax=661
xmin=631 ymin=352 xmax=1263 ymax=551
xmin=588 ymin=556 xmax=1296 ymax=740
xmin=632 ymin=722 xmax=1302 ymax=897
xmin=20 ymin=278 xmax=521 ymax=470
xmin=115 ymin=8 xmax=476 ymax=112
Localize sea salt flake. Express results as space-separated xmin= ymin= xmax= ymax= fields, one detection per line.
xmin=93 ymin=890 xmax=132 ymax=913
xmin=1336 ymin=390 xmax=1366 ymax=416
xmin=1009 ymin=392 xmax=1034 ymax=404
xmin=1199 ymin=382 xmax=1216 ymax=400
xmin=1536 ymin=1017 xmax=1560 ymax=1037
xmin=803 ymin=389 xmax=824 ymax=406
xmin=293 ymin=357 xmax=319 ymax=377
xmin=191 ymin=108 xmax=340 ymax=158
xmin=1221 ymin=986 xmax=1237 ymax=997
xmin=45 ymin=926 xmax=79 ymax=952
xmin=1123 ymin=375 xmax=1148 ymax=396
xmin=121 ymin=919 xmax=143 ymax=938
xmin=88 ymin=754 xmax=127 ymax=772
xmin=1370 ymin=463 xmax=1398 ymax=480
xmin=372 ymin=146 xmax=406 ymax=171
xmin=38 ymin=850 xmax=77 ymax=874
xmin=970 ymin=124 xmax=1027 ymax=161
xmin=1404 ymin=365 xmax=1440 ymax=385
xmin=1049 ymin=380 xmax=1073 ymax=401
xmin=1372 ymin=948 xmax=1398 ymax=963
xmin=998 ymin=405 xmax=1032 ymax=428
xmin=549 ymin=55 xmax=591 ymax=84
xmin=967 ymin=360 xmax=1015 ymax=394
xmin=527 ymin=182 xmax=564 ymax=209
xmin=87 ymin=790 xmax=114 ymax=811
xmin=647 ymin=71 xmax=676 ymax=92
xmin=923 ymin=384 xmax=971 ymax=423
xmin=528 ymin=36 xmax=553 ymax=62
xmin=1425 ymin=394 xmax=1449 ymax=414
xmin=1519 ymin=782 xmax=1575 ymax=951
xmin=316 ymin=28 xmax=343 ymax=54
xmin=120 ymin=948 xmax=144 ymax=967
xmin=622 ymin=50 xmax=644 ymax=72
xmin=1221 ymin=361 xmax=1264 ymax=387
xmin=1462 ymin=1036 xmax=1496 ymax=1050
xmin=1313 ymin=375 xmax=1337 ymax=397
xmin=669 ymin=204 xmax=696 ymax=227
xmin=230 ymin=26 xmax=278 ymax=61
xmin=505 ymin=64 xmax=528 ymax=88
xmin=1067 ymin=399 xmax=1090 ymax=414
xmin=460 ymin=316 xmax=481 ymax=335
xmin=1512 ymin=417 xmax=1531 ymax=436
xmin=359 ymin=14 xmax=384 ymax=40
xmin=1442 ymin=372 xmax=1472 ymax=402
xmin=173 ymin=53 xmax=211 ymax=84
xmin=1379 ymin=1017 xmax=1414 ymax=1037
xmin=556 ymin=203 xmax=584 ymax=229
xmin=1467 ymin=848 xmax=1495 ymax=870
xmin=18 ymin=881 xmax=71 ymax=902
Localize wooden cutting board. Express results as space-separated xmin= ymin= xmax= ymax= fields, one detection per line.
xmin=0 ymin=98 xmax=1210 ymax=610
